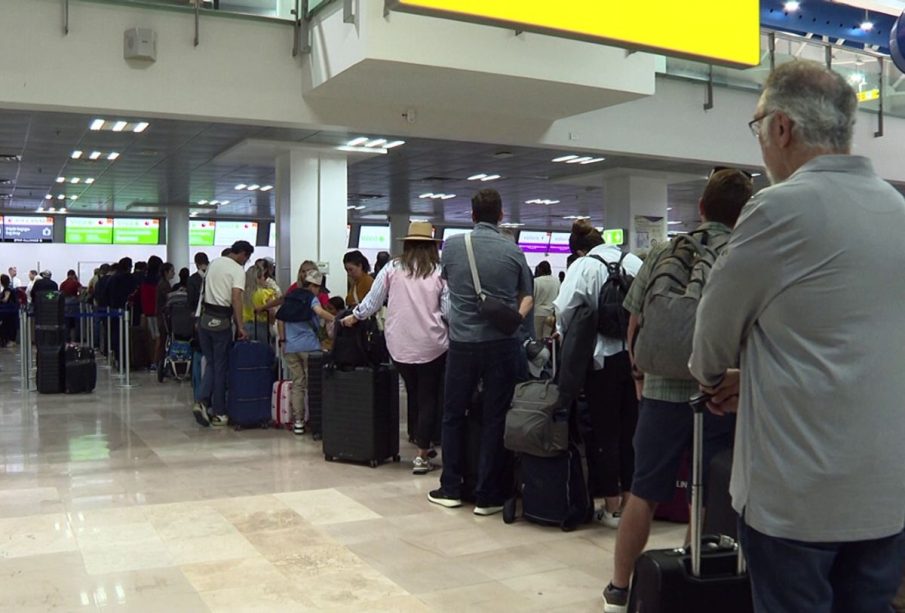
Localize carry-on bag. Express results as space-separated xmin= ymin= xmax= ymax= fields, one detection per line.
xmin=271 ymin=356 xmax=293 ymax=428
xmin=64 ymin=345 xmax=97 ymax=394
xmin=307 ymin=352 xmax=325 ymax=439
xmin=227 ymin=339 xmax=276 ymax=429
xmin=322 ymin=364 xmax=400 ymax=467
xmin=36 ymin=346 xmax=65 ymax=394
xmin=627 ymin=394 xmax=752 ymax=612
xmin=34 ymin=291 xmax=65 ymax=327
xmin=503 ymin=442 xmax=593 ymax=531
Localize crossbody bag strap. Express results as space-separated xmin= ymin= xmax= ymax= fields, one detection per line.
xmin=464 ymin=232 xmax=484 ymax=301
xmin=196 ymin=275 xmax=206 ymax=318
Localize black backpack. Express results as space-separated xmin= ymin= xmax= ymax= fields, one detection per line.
xmin=588 ymin=253 xmax=634 ymax=340
xmin=330 ymin=310 xmax=389 ymax=369
xmin=275 ymin=288 xmax=316 ymax=323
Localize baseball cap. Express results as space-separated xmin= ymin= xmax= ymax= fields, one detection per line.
xmin=304 ymin=270 xmax=324 ymax=286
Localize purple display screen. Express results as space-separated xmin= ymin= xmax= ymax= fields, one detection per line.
xmin=2 ymin=215 xmax=54 ymax=243
xmin=547 ymin=232 xmax=571 ymax=254
xmin=518 ymin=231 xmax=551 ymax=254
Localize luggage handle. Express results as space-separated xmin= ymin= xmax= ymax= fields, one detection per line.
xmin=688 ymin=392 xmax=746 ymax=579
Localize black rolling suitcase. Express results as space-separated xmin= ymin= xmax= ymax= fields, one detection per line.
xmin=307 ymin=353 xmax=325 ymax=440
xmin=322 ymin=364 xmax=400 ymax=467
xmin=627 ymin=395 xmax=753 ymax=613
xmin=703 ymin=448 xmax=737 ymax=540
xmin=36 ymin=346 xmax=65 ymax=394
xmin=64 ymin=345 xmax=97 ymax=394
xmin=34 ymin=291 xmax=66 ymax=347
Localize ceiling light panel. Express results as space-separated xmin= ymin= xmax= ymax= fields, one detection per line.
xmin=88 ymin=118 xmax=151 ymax=133
xmin=552 ymin=154 xmax=605 ymax=165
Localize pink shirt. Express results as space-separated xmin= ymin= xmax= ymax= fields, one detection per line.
xmin=353 ymin=262 xmax=449 ymax=364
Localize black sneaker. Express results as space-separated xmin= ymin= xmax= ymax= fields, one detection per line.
xmin=602 ymin=582 xmax=629 ymax=613
xmin=428 ymin=489 xmax=462 ymax=508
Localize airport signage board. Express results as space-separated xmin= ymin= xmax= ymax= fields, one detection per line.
xmin=518 ymin=231 xmax=551 ymax=254
xmin=387 ymin=0 xmax=760 ymax=67
xmin=65 ymin=217 xmax=113 ymax=244
xmin=603 ymin=228 xmax=625 ymax=246
xmin=2 ymin=215 xmax=54 ymax=243
xmin=113 ymin=218 xmax=160 ymax=245
xmin=190 ymin=220 xmax=216 ymax=246
xmin=359 ymin=225 xmax=391 ymax=250
xmin=548 ymin=232 xmax=571 ymax=254
xmin=214 ymin=221 xmax=257 ymax=246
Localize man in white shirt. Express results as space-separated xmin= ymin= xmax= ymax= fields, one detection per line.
xmin=8 ymin=268 xmax=22 ymax=290
xmin=24 ymin=270 xmax=37 ymax=304
xmin=194 ymin=241 xmax=253 ymax=428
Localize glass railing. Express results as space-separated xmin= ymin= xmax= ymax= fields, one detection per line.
xmin=660 ymin=31 xmax=905 ymax=121
xmin=77 ymin=0 xmax=298 ymax=22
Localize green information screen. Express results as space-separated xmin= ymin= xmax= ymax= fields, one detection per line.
xmin=65 ymin=217 xmax=114 ymax=244
xmin=113 ymin=218 xmax=160 ymax=245
xmin=603 ymin=228 xmax=625 ymax=246
xmin=190 ymin=220 xmax=216 ymax=246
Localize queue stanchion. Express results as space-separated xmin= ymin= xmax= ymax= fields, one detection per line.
xmin=87 ymin=304 xmax=95 ymax=349
xmin=120 ymin=308 xmax=135 ymax=389
xmin=97 ymin=309 xmax=110 ymax=370
xmin=113 ymin=309 xmax=125 ymax=379
xmin=25 ymin=307 xmax=34 ymax=392
xmin=106 ymin=309 xmax=113 ymax=366
xmin=79 ymin=303 xmax=85 ymax=345
xmin=17 ymin=305 xmax=27 ymax=392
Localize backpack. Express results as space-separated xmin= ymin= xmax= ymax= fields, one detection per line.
xmin=588 ymin=253 xmax=634 ymax=341
xmin=330 ymin=309 xmax=388 ymax=369
xmin=275 ymin=289 xmax=315 ymax=323
xmin=632 ymin=230 xmax=730 ymax=380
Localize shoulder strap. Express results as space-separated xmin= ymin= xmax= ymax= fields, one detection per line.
xmin=464 ymin=233 xmax=484 ymax=300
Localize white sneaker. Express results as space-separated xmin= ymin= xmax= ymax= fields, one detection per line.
xmin=210 ymin=414 xmax=230 ymax=427
xmin=293 ymin=421 xmax=305 ymax=436
xmin=473 ymin=505 xmax=504 ymax=517
xmin=192 ymin=402 xmax=210 ymax=427
xmin=596 ymin=507 xmax=622 ymax=529
xmin=412 ymin=456 xmax=436 ymax=475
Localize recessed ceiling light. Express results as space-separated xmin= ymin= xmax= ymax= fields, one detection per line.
xmin=36 ymin=207 xmax=44 ymax=212
xmin=419 ymin=193 xmax=434 ymax=199
xmin=133 ymin=122 xmax=149 ymax=133
xmin=860 ymin=19 xmax=874 ymax=32
xmin=70 ymin=196 xmax=78 ymax=200
xmin=751 ymin=172 xmax=762 ymax=177
xmin=71 ymin=150 xmax=83 ymax=159
xmin=384 ymin=140 xmax=405 ymax=149
xmin=783 ymin=1 xmax=800 ymax=12
xmin=668 ymin=221 xmax=683 ymax=225
xmin=440 ymin=194 xmax=456 ymax=200
xmin=85 ymin=178 xmax=95 ymax=184
xmin=107 ymin=152 xmax=120 ymax=161
xmin=580 ymin=157 xmax=606 ymax=165
xmin=347 ymin=137 xmax=369 ymax=147
xmin=112 ymin=121 xmax=127 ymax=132
xmin=552 ymin=155 xmax=579 ymax=163
xmin=189 ymin=212 xmax=198 ymax=217
xmin=260 ymin=185 xmax=273 ymax=192
xmin=248 ymin=184 xmax=260 ymax=191
xmin=45 ymin=194 xmax=52 ymax=200
xmin=70 ymin=177 xmax=80 ymax=184
xmin=482 ymin=174 xmax=501 ymax=181
xmin=56 ymin=177 xmax=65 ymax=183
xmin=90 ymin=119 xmax=105 ymax=131
xmin=220 ymin=200 xmax=229 ymax=205
xmin=48 ymin=207 xmax=56 ymax=212
xmin=59 ymin=208 xmax=67 ymax=213
xmin=567 ymin=156 xmax=594 ymax=164
xmin=365 ymin=139 xmax=387 ymax=148
xmin=234 ymin=184 xmax=247 ymax=190
xmin=89 ymin=151 xmax=102 ymax=160
xmin=210 ymin=200 xmax=220 ymax=205
xmin=57 ymin=194 xmax=65 ymax=200
xmin=198 ymin=200 xmax=208 ymax=205
xmin=468 ymin=174 xmax=487 ymax=181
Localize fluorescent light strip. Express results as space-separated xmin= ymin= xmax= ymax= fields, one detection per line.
xmin=89 ymin=151 xmax=102 ymax=160
xmin=198 ymin=200 xmax=208 ymax=205
xmin=70 ymin=178 xmax=80 ymax=184
xmin=384 ymin=140 xmax=405 ymax=149
xmin=260 ymin=185 xmax=273 ymax=192
xmin=552 ymin=155 xmax=579 ymax=163
xmin=90 ymin=119 xmax=105 ymax=131
xmin=71 ymin=151 xmax=83 ymax=159
xmin=567 ymin=157 xmax=594 ymax=164
xmin=247 ymin=184 xmax=260 ymax=191
xmin=482 ymin=174 xmax=501 ymax=181
xmin=580 ymin=157 xmax=606 ymax=165
xmin=347 ymin=137 xmax=369 ymax=147
xmin=468 ymin=174 xmax=487 ymax=181
xmin=56 ymin=177 xmax=65 ymax=183
xmin=85 ymin=178 xmax=94 ymax=184
xmin=365 ymin=139 xmax=387 ymax=148
xmin=107 ymin=152 xmax=119 ymax=161
xmin=133 ymin=122 xmax=149 ymax=133
xmin=419 ymin=193 xmax=434 ymax=199
xmin=112 ymin=121 xmax=127 ymax=132
xmin=234 ymin=184 xmax=247 ymax=190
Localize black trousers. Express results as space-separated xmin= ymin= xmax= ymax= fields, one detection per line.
xmin=394 ymin=353 xmax=447 ymax=451
xmin=585 ymin=351 xmax=638 ymax=498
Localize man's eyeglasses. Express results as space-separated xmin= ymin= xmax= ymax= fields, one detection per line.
xmin=748 ymin=111 xmax=775 ymax=138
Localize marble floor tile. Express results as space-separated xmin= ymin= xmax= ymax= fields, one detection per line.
xmin=0 ymin=352 xmax=697 ymax=610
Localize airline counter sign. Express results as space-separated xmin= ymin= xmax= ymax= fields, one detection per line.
xmin=387 ymin=0 xmax=761 ymax=68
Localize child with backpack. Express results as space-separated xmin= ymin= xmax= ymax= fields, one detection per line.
xmin=276 ymin=270 xmax=335 ymax=435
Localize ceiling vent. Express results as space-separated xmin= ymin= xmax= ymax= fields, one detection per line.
xmin=0 ymin=154 xmax=21 ymax=163
xmin=0 ymin=179 xmax=12 ymax=185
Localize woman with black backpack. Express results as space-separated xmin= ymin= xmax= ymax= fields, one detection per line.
xmin=554 ymin=220 xmax=643 ymax=529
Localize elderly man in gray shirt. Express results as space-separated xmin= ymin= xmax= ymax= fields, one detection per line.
xmin=690 ymin=60 xmax=905 ymax=613
xmin=428 ymin=189 xmax=534 ymax=516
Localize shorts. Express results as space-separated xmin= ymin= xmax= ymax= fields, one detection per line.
xmin=630 ymin=397 xmax=735 ymax=504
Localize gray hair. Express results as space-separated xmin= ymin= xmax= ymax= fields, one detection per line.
xmin=761 ymin=60 xmax=858 ymax=151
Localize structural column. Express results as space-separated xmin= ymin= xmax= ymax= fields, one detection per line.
xmin=603 ymin=174 xmax=670 ymax=254
xmin=166 ymin=206 xmax=190 ymax=270
xmin=388 ymin=214 xmax=409 ymax=257
xmin=275 ymin=150 xmax=348 ymax=295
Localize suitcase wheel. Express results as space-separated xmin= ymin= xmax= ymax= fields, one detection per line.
xmin=324 ymin=455 xmax=334 ymax=462
xmin=502 ymin=498 xmax=517 ymax=524
xmin=369 ymin=460 xmax=379 ymax=468
xmin=157 ymin=366 xmax=165 ymax=383
xmin=393 ymin=455 xmax=401 ymax=463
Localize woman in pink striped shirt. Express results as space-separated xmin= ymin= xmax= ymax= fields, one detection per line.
xmin=342 ymin=222 xmax=449 ymax=474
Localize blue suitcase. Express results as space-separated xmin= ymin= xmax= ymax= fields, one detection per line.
xmin=227 ymin=340 xmax=275 ymax=428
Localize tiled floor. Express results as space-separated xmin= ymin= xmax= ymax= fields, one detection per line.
xmin=0 ymin=347 xmax=685 ymax=611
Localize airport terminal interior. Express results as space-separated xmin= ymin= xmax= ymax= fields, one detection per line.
xmin=1 ymin=0 xmax=905 ymax=610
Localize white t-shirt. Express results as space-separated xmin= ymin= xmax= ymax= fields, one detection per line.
xmin=10 ymin=276 xmax=22 ymax=289
xmin=203 ymin=256 xmax=246 ymax=307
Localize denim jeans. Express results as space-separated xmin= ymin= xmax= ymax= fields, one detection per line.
xmin=198 ymin=326 xmax=233 ymax=416
xmin=439 ymin=338 xmax=521 ymax=506
xmin=738 ymin=519 xmax=905 ymax=613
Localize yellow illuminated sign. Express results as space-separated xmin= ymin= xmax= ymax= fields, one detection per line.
xmin=387 ymin=0 xmax=761 ymax=68
xmin=857 ymin=89 xmax=880 ymax=102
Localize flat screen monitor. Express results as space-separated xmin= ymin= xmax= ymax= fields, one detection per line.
xmin=190 ymin=220 xmax=216 ymax=246
xmin=358 ymin=225 xmax=391 ymax=250
xmin=2 ymin=215 xmax=54 ymax=243
xmin=518 ymin=231 xmax=551 ymax=254
xmin=113 ymin=218 xmax=160 ymax=245
xmin=547 ymin=232 xmax=571 ymax=254
xmin=65 ymin=217 xmax=114 ymax=244
xmin=214 ymin=221 xmax=258 ymax=246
